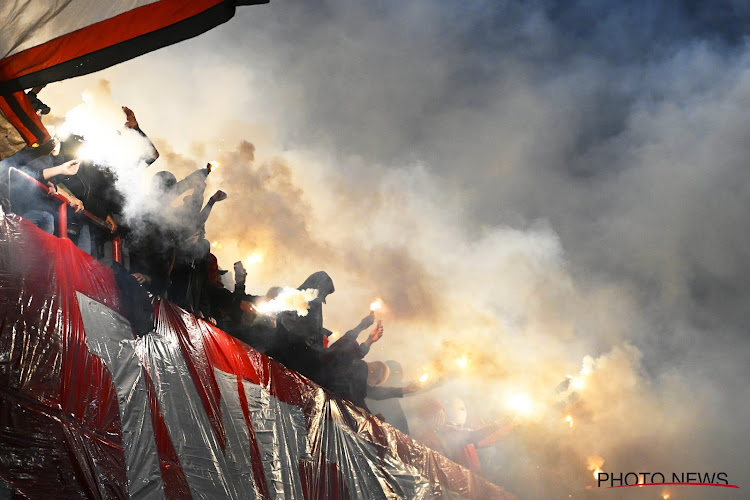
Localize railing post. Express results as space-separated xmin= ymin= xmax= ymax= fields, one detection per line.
xmin=57 ymin=200 xmax=67 ymax=238
xmin=112 ymin=236 xmax=122 ymax=264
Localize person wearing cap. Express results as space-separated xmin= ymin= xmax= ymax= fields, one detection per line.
xmin=366 ymin=360 xmax=413 ymax=434
xmin=355 ymin=360 xmax=420 ymax=414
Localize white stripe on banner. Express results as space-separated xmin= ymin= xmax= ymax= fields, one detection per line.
xmin=242 ymin=380 xmax=310 ymax=499
xmin=77 ymin=292 xmax=166 ymax=500
xmin=1 ymin=0 xmax=162 ymax=59
xmin=213 ymin=369 xmax=263 ymax=499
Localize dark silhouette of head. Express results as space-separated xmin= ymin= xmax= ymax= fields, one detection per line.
xmin=298 ymin=271 xmax=335 ymax=303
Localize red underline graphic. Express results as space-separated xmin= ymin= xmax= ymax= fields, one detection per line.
xmin=608 ymin=482 xmax=740 ymax=489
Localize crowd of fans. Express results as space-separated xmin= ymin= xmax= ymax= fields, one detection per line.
xmin=0 ymin=86 xmax=512 ymax=475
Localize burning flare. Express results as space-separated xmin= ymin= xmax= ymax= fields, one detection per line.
xmin=208 ymin=160 xmax=219 ymax=170
xmin=506 ymin=393 xmax=534 ymax=416
xmin=587 ymin=456 xmax=605 ymax=481
xmin=245 ymin=253 xmax=263 ymax=266
xmin=564 ymin=414 xmax=573 ymax=428
xmin=419 ymin=373 xmax=430 ymax=383
xmin=211 ymin=241 xmax=222 ymax=249
xmin=370 ymin=298 xmax=384 ymax=312
xmin=255 ymin=287 xmax=318 ymax=316
xmin=455 ymin=355 xmax=468 ymax=368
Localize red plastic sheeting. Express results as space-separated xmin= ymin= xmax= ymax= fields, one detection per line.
xmin=0 ymin=210 xmax=514 ymax=500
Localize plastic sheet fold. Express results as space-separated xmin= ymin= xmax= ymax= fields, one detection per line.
xmin=0 ymin=211 xmax=514 ymax=499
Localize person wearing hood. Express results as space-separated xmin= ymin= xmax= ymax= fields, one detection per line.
xmin=268 ymin=271 xmax=335 ymax=382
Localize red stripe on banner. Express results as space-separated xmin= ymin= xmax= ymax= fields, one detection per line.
xmin=141 ymin=366 xmax=193 ymax=500
xmin=0 ymin=92 xmax=50 ymax=145
xmin=0 ymin=0 xmax=224 ymax=83
xmin=156 ymin=301 xmax=228 ymax=452
xmin=235 ymin=374 xmax=271 ymax=499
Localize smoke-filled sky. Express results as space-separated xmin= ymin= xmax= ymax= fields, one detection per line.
xmin=42 ymin=1 xmax=750 ymax=498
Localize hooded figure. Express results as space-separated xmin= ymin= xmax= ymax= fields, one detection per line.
xmin=279 ymin=271 xmax=334 ymax=345
xmin=268 ymin=271 xmax=335 ymax=383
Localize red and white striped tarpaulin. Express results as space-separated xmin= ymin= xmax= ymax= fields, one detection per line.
xmin=0 ymin=210 xmax=514 ymax=499
xmin=0 ymin=0 xmax=268 ymax=94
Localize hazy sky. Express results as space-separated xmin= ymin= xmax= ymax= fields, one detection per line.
xmin=43 ymin=1 xmax=750 ymax=498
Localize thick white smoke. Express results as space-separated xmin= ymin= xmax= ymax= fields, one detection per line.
xmin=55 ymin=80 xmax=157 ymax=218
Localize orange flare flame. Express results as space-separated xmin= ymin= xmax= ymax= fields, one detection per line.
xmin=245 ymin=253 xmax=263 ymax=266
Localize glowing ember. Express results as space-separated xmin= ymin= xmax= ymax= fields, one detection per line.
xmin=662 ymin=492 xmax=670 ymax=500
xmin=419 ymin=373 xmax=430 ymax=383
xmin=245 ymin=253 xmax=263 ymax=266
xmin=506 ymin=393 xmax=534 ymax=416
xmin=255 ymin=287 xmax=318 ymax=316
xmin=587 ymin=456 xmax=605 ymax=481
xmin=370 ymin=298 xmax=384 ymax=311
xmin=565 ymin=415 xmax=573 ymax=428
xmin=456 ymin=355 xmax=468 ymax=368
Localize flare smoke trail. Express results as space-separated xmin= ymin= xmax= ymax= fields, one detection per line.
xmin=42 ymin=1 xmax=750 ymax=498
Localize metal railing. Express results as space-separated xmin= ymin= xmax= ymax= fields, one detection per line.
xmin=8 ymin=167 xmax=122 ymax=263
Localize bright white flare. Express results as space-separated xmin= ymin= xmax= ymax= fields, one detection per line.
xmin=506 ymin=393 xmax=534 ymax=416
xmin=370 ymin=298 xmax=384 ymax=311
xmin=570 ymin=376 xmax=584 ymax=391
xmin=456 ymin=355 xmax=468 ymax=368
xmin=419 ymin=373 xmax=430 ymax=383
xmin=565 ymin=415 xmax=573 ymax=428
xmin=255 ymin=287 xmax=318 ymax=316
xmin=587 ymin=456 xmax=605 ymax=481
xmin=245 ymin=253 xmax=263 ymax=265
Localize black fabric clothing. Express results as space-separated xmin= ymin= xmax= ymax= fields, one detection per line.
xmin=349 ymin=363 xmax=406 ymax=411
xmin=366 ymin=361 xmax=411 ymax=434
xmin=320 ymin=336 xmax=366 ymax=400
xmin=58 ymin=162 xmax=124 ymax=220
xmin=267 ymin=322 xmax=325 ymax=383
xmin=206 ymin=282 xmax=250 ymax=328
xmin=226 ymin=322 xmax=276 ymax=354
xmin=127 ymin=214 xmax=176 ymax=297
xmin=110 ymin=261 xmax=154 ymax=337
xmin=169 ymin=257 xmax=209 ymax=315
xmin=268 ymin=271 xmax=335 ymax=383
